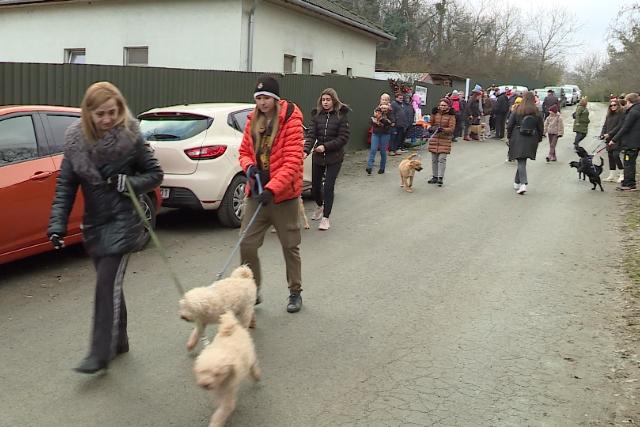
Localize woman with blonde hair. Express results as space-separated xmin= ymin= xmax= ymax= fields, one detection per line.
xmin=304 ymin=88 xmax=350 ymax=231
xmin=48 ymin=82 xmax=163 ymax=373
xmin=507 ymin=91 xmax=544 ymax=195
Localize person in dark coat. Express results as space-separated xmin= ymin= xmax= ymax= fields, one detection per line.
xmin=507 ymin=91 xmax=544 ymax=195
xmin=48 ymin=82 xmax=163 ymax=374
xmin=611 ymin=93 xmax=640 ymax=191
xmin=390 ymin=92 xmax=410 ymax=155
xmin=494 ymin=88 xmax=509 ymax=139
xmin=304 ymin=88 xmax=350 ymax=231
xmin=600 ymin=98 xmax=625 ymax=182
xmin=542 ymin=89 xmax=560 ymax=119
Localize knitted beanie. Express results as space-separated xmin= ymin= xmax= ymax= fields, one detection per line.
xmin=254 ymin=75 xmax=280 ymax=100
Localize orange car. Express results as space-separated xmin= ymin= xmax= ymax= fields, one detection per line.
xmin=0 ymin=105 xmax=161 ymax=265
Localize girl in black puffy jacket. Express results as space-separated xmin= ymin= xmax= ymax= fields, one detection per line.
xmin=48 ymin=82 xmax=163 ymax=374
xmin=303 ymin=88 xmax=350 ymax=231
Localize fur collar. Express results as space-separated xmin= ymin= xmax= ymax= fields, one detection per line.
xmin=64 ymin=119 xmax=140 ymax=185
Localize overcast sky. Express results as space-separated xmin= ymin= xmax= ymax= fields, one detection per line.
xmin=466 ymin=0 xmax=631 ymax=69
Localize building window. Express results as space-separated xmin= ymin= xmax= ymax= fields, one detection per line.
xmin=346 ymin=67 xmax=353 ymax=77
xmin=65 ymin=49 xmax=86 ymax=64
xmin=330 ymin=69 xmax=337 ymax=74
xmin=302 ymin=58 xmax=313 ymax=75
xmin=283 ymin=54 xmax=296 ymax=73
xmin=124 ymin=47 xmax=149 ymax=66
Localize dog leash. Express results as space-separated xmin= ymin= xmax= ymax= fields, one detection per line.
xmin=124 ymin=177 xmax=186 ymax=295
xmin=215 ymin=174 xmax=264 ymax=280
xmin=415 ymin=128 xmax=440 ymax=157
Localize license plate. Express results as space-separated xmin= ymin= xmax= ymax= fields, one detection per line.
xmin=160 ymin=188 xmax=170 ymax=199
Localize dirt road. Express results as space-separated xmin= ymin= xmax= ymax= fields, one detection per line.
xmin=1 ymin=102 xmax=638 ymax=426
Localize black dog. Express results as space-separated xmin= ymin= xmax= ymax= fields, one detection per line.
xmin=569 ymin=154 xmax=604 ymax=191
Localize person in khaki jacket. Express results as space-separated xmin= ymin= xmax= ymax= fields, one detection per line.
xmin=543 ymin=104 xmax=564 ymax=162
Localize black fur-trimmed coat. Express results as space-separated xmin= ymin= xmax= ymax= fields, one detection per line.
xmin=48 ymin=120 xmax=163 ymax=257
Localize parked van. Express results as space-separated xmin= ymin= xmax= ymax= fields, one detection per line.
xmin=562 ymin=86 xmax=578 ymax=105
xmin=564 ymin=84 xmax=582 ymax=101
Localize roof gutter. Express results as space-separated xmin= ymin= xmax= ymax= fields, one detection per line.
xmin=282 ymin=0 xmax=394 ymax=41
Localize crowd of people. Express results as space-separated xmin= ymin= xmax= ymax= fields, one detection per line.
xmin=46 ymin=74 xmax=640 ymax=375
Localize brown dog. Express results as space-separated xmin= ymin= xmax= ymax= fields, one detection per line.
xmin=399 ymin=153 xmax=423 ymax=192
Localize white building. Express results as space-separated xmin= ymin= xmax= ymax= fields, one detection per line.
xmin=0 ymin=0 xmax=393 ymax=77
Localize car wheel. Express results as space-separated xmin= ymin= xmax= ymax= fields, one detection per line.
xmin=139 ymin=193 xmax=157 ymax=248
xmin=217 ymin=175 xmax=246 ymax=228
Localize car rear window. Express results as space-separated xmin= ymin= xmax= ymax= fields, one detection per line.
xmin=139 ymin=113 xmax=212 ymax=141
xmin=45 ymin=114 xmax=79 ymax=154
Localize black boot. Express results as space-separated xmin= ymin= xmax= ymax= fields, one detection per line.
xmin=365 ymin=168 xmax=372 ymax=175
xmin=74 ymin=356 xmax=108 ymax=374
xmin=287 ymin=293 xmax=302 ymax=313
xmin=377 ymin=169 xmax=385 ymax=174
xmin=427 ymin=176 xmax=438 ymax=184
xmin=437 ymin=177 xmax=443 ymax=187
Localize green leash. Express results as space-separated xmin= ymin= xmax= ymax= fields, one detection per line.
xmin=125 ymin=178 xmax=186 ymax=295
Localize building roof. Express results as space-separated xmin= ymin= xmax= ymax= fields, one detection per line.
xmin=283 ymin=0 xmax=393 ymax=41
xmin=0 ymin=0 xmax=395 ymax=41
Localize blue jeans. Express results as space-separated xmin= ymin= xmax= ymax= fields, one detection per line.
xmin=368 ymin=133 xmax=390 ymax=171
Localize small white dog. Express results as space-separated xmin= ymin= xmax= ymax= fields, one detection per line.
xmin=194 ymin=311 xmax=261 ymax=427
xmin=179 ymin=265 xmax=257 ymax=351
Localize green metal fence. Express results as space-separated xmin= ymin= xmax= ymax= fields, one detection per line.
xmin=1 ymin=62 xmax=451 ymax=150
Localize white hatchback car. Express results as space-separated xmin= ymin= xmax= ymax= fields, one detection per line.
xmin=139 ymin=103 xmax=311 ymax=228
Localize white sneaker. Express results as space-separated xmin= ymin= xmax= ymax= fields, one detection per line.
xmin=311 ymin=205 xmax=323 ymax=221
xmin=517 ymin=184 xmax=527 ymax=195
xmin=617 ymin=172 xmax=624 ymax=183
xmin=513 ymin=183 xmax=520 ymax=190
xmin=318 ymin=217 xmax=330 ymax=230
xmin=603 ymin=171 xmax=616 ymax=182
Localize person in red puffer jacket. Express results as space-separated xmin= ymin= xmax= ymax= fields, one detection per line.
xmin=238 ymin=75 xmax=305 ymax=313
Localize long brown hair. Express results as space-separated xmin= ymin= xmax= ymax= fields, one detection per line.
xmin=250 ymin=100 xmax=281 ymax=142
xmin=81 ymin=82 xmax=134 ymax=142
xmin=316 ymin=88 xmax=348 ymax=117
xmin=515 ymin=91 xmax=539 ymax=116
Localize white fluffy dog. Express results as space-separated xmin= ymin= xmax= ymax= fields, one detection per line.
xmin=194 ymin=311 xmax=261 ymax=427
xmin=179 ymin=265 xmax=257 ymax=351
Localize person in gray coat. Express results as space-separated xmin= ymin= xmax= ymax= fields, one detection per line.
xmin=48 ymin=82 xmax=163 ymax=374
xmin=507 ymin=91 xmax=544 ymax=195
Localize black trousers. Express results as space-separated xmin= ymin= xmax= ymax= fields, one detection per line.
xmin=494 ymin=114 xmax=506 ymax=138
xmin=90 ymin=254 xmax=129 ymax=362
xmin=623 ymin=148 xmax=639 ymax=187
xmin=311 ymin=160 xmax=342 ymax=218
xmin=608 ymin=149 xmax=623 ymax=170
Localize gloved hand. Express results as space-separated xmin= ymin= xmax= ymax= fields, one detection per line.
xmin=49 ymin=233 xmax=65 ymax=250
xmin=246 ymin=165 xmax=258 ymax=179
xmin=107 ymin=174 xmax=127 ymax=193
xmin=436 ymin=127 xmax=444 ymax=133
xmin=256 ymin=189 xmax=273 ymax=206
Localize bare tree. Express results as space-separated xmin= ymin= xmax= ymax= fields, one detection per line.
xmin=528 ymin=8 xmax=581 ymax=79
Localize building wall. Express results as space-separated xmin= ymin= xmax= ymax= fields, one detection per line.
xmin=251 ymin=1 xmax=377 ymax=77
xmin=0 ymin=0 xmax=378 ymax=76
xmin=0 ymin=0 xmax=244 ymax=70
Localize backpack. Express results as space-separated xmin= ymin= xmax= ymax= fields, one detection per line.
xmin=519 ymin=114 xmax=538 ymax=136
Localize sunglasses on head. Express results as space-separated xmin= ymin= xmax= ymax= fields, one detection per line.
xmin=610 ymin=103 xmax=618 ymax=106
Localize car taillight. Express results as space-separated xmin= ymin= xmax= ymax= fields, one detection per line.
xmin=184 ymin=145 xmax=227 ymax=160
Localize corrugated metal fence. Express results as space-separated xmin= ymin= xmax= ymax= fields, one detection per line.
xmin=0 ymin=62 xmax=450 ymax=150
